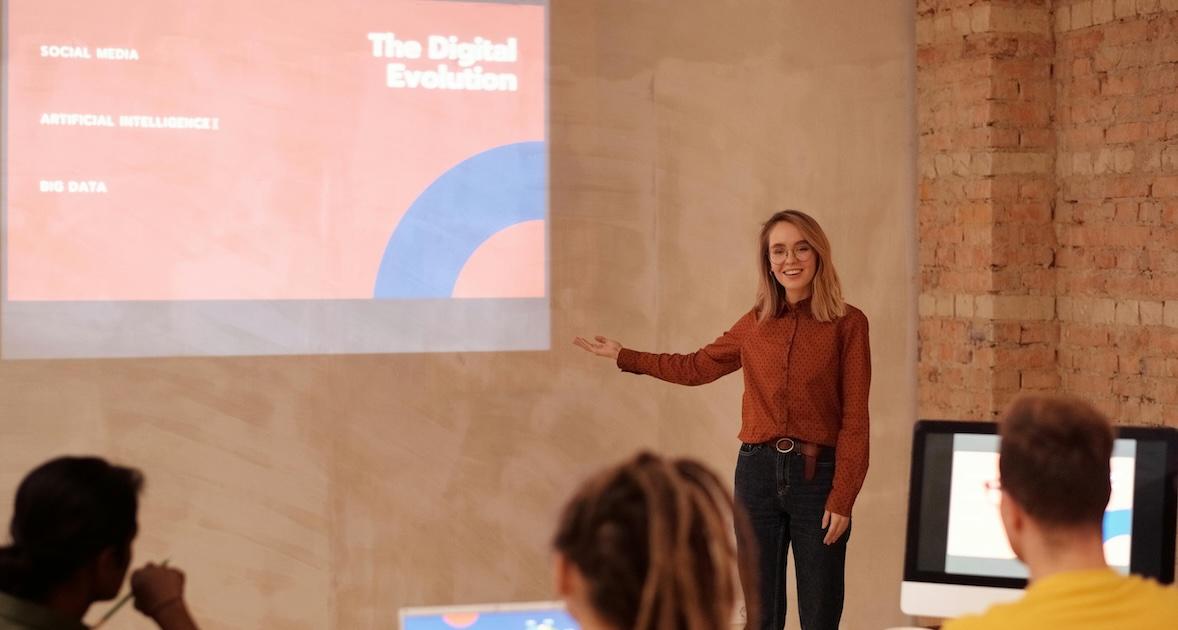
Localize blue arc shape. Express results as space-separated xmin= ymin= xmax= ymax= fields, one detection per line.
xmin=1102 ymin=508 xmax=1132 ymax=542
xmin=373 ymin=141 xmax=546 ymax=298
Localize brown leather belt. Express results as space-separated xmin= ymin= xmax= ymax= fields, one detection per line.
xmin=772 ymin=437 xmax=831 ymax=481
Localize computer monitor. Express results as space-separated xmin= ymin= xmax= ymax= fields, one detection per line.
xmin=399 ymin=599 xmax=748 ymax=628
xmin=901 ymin=420 xmax=1178 ymax=619
xmin=400 ymin=601 xmax=578 ymax=630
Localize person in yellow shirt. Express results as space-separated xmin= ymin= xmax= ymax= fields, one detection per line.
xmin=944 ymin=395 xmax=1178 ymax=630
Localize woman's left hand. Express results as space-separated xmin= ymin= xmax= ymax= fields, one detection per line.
xmin=821 ymin=510 xmax=850 ymax=545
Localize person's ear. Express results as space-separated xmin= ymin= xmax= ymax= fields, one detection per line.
xmin=553 ymin=552 xmax=572 ymax=597
xmin=92 ymin=545 xmax=131 ymax=600
xmin=999 ymin=491 xmax=1026 ymax=559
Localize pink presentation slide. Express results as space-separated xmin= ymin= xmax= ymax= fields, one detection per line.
xmin=5 ymin=0 xmax=546 ymax=302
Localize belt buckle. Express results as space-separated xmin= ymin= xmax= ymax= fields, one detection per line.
xmin=774 ymin=437 xmax=795 ymax=454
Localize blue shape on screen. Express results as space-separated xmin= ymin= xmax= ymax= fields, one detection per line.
xmin=402 ymin=610 xmax=577 ymax=630
xmin=373 ymin=141 xmax=546 ymax=298
xmin=1102 ymin=508 xmax=1132 ymax=542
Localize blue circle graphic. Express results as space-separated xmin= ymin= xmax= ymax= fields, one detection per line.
xmin=373 ymin=141 xmax=546 ymax=298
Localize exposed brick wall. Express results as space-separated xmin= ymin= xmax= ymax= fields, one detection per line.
xmin=1054 ymin=0 xmax=1178 ymax=424
xmin=917 ymin=0 xmax=1058 ymax=420
xmin=917 ymin=0 xmax=1178 ymax=427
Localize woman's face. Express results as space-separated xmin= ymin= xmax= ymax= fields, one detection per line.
xmin=766 ymin=221 xmax=816 ymax=303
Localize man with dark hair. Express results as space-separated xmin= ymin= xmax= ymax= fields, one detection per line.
xmin=0 ymin=456 xmax=200 ymax=630
xmin=945 ymin=395 xmax=1178 ymax=630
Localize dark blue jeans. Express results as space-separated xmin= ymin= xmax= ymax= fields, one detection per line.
xmin=734 ymin=442 xmax=848 ymax=630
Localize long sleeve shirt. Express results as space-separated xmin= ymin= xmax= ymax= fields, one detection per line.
xmin=615 ymin=298 xmax=871 ymax=516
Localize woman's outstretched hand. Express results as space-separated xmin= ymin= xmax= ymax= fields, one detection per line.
xmin=573 ymin=335 xmax=622 ymax=360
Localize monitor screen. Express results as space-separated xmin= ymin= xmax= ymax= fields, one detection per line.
xmin=400 ymin=601 xmax=577 ymax=630
xmin=901 ymin=420 xmax=1178 ymax=619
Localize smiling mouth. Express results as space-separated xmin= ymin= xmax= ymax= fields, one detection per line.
xmin=781 ymin=269 xmax=803 ymax=277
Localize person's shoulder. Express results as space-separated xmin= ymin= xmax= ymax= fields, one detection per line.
xmin=840 ymin=302 xmax=867 ymax=320
xmin=837 ymin=303 xmax=869 ymax=330
xmin=1128 ymin=574 xmax=1178 ymax=610
xmin=942 ymin=602 xmax=1024 ymax=630
xmin=941 ymin=612 xmax=995 ymax=630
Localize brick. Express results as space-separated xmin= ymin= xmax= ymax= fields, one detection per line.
xmin=1022 ymin=369 xmax=1061 ymax=389
xmin=1093 ymin=46 xmax=1123 ymax=72
xmin=1139 ymin=201 xmax=1162 ymax=224
xmin=1057 ymin=297 xmax=1076 ymax=321
xmin=1103 ymin=72 xmax=1142 ymax=96
xmin=1155 ymin=176 xmax=1178 ymax=198
xmin=1091 ymin=298 xmax=1118 ymax=324
xmin=1094 ymin=149 xmax=1116 ymax=174
xmin=994 ymin=102 xmax=1051 ymax=127
xmin=955 ymin=294 xmax=975 ymax=318
xmin=1136 ymin=0 xmax=1161 ymax=13
xmin=1070 ymin=347 xmax=1121 ymax=373
xmin=934 ymin=14 xmax=954 ymax=42
xmin=917 ymin=17 xmax=936 ymax=45
xmin=919 ymin=293 xmax=937 ymax=317
xmin=1019 ymin=128 xmax=1052 ymax=148
xmin=1092 ymin=0 xmax=1115 ymax=23
xmin=994 ymin=295 xmax=1056 ymax=320
xmin=1115 ymin=201 xmax=1140 ymax=223
xmin=952 ymin=8 xmax=972 ymax=35
xmin=997 ymin=344 xmax=1056 ymax=369
xmin=993 ymin=152 xmax=1051 ymax=174
xmin=1065 ymin=372 xmax=1114 ymax=396
xmin=1019 ymin=180 xmax=1054 ymax=200
xmin=1116 ymin=300 xmax=1141 ymax=325
xmin=990 ymin=6 xmax=1051 ymax=34
xmin=1105 ymin=19 xmax=1149 ymax=45
xmin=1055 ymin=5 xmax=1071 ymax=32
xmin=1020 ymin=322 xmax=1059 ymax=344
xmin=1105 ymin=176 xmax=1151 ymax=198
xmin=1114 ymin=0 xmax=1137 ymax=17
xmin=1166 ymin=301 xmax=1178 ymax=328
xmin=973 ymin=294 xmax=994 ymax=319
xmin=1145 ymin=67 xmax=1178 ymax=93
xmin=1106 ymin=122 xmax=1149 ymax=143
xmin=936 ymin=294 xmax=955 ymax=318
xmin=1060 ymin=28 xmax=1106 ymax=55
xmin=1163 ymin=147 xmax=1178 ymax=172
xmin=970 ymin=5 xmax=991 ymax=32
xmin=1072 ymin=1 xmax=1094 ymax=28
xmin=1142 ymin=301 xmax=1164 ymax=325
xmin=1115 ymin=149 xmax=1135 ymax=173
xmin=1065 ymin=125 xmax=1105 ymax=147
xmin=1063 ymin=322 xmax=1110 ymax=345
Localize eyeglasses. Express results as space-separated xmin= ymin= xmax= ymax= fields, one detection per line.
xmin=768 ymin=243 xmax=814 ymax=263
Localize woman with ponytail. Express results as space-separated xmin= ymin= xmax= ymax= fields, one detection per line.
xmin=0 ymin=456 xmax=199 ymax=630
xmin=552 ymin=451 xmax=754 ymax=630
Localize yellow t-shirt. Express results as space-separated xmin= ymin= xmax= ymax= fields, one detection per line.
xmin=944 ymin=569 xmax=1178 ymax=630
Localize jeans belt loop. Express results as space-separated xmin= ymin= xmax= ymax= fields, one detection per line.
xmin=776 ymin=437 xmax=823 ymax=481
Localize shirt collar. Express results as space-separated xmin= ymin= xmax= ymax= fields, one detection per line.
xmin=783 ymin=296 xmax=813 ymax=315
xmin=0 ymin=591 xmax=88 ymax=630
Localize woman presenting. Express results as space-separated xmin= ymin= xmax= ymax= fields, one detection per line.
xmin=574 ymin=209 xmax=870 ymax=630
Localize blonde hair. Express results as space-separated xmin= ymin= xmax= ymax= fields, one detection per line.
xmin=754 ymin=209 xmax=846 ymax=323
xmin=552 ymin=452 xmax=753 ymax=630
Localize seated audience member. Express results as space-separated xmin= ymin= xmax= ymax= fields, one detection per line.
xmin=552 ymin=451 xmax=754 ymax=630
xmin=945 ymin=395 xmax=1178 ymax=630
xmin=0 ymin=456 xmax=199 ymax=630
